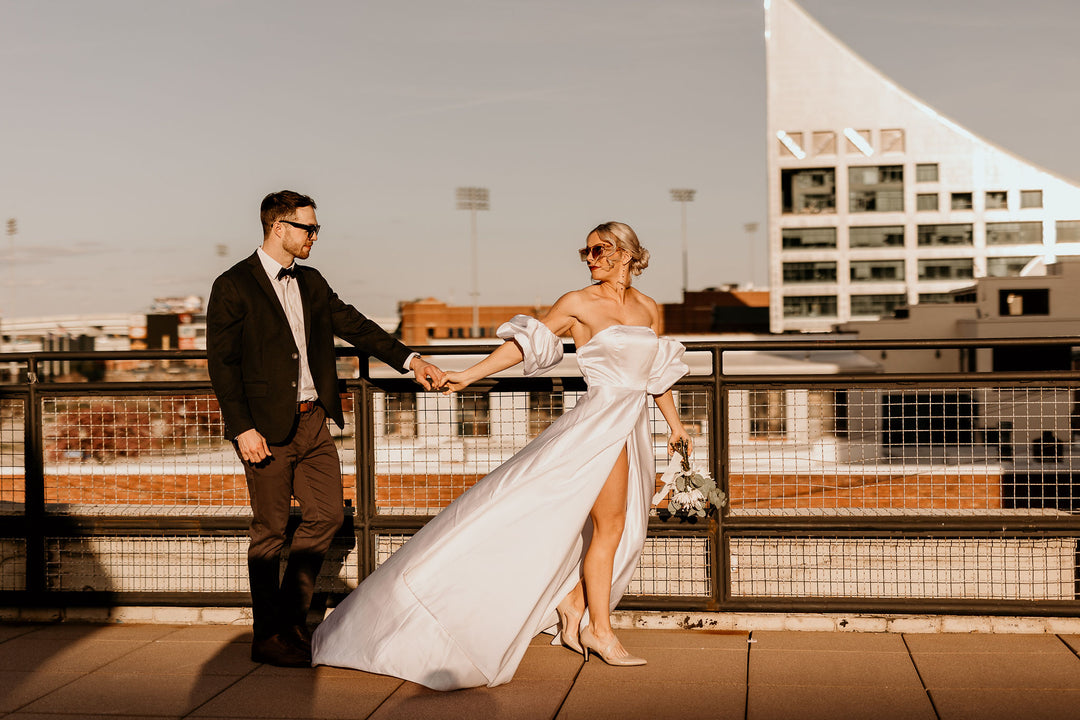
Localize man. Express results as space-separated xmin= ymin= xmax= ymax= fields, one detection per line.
xmin=207 ymin=190 xmax=444 ymax=667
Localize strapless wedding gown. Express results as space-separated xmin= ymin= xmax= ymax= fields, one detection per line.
xmin=311 ymin=316 xmax=688 ymax=690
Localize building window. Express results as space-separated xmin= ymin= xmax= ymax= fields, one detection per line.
xmin=456 ymin=393 xmax=490 ymax=437
xmin=916 ymin=193 xmax=939 ymax=211
xmin=849 ymin=165 xmax=904 ymax=212
xmin=918 ymin=293 xmax=954 ymax=304
xmin=999 ymin=289 xmax=1049 ymax=316
xmin=528 ymin=391 xmax=563 ymax=438
xmin=778 ymin=131 xmax=805 ymax=158
xmin=987 ymin=256 xmax=1036 ymax=277
xmin=1056 ymin=220 xmax=1080 ymax=243
xmin=783 ymin=295 xmax=837 ymax=318
xmin=851 ymin=294 xmax=906 ymax=316
xmin=844 ymin=129 xmax=872 ymax=155
xmin=833 ymin=390 xmax=848 ymax=438
xmin=781 ymin=168 xmax=836 ymax=215
xmin=880 ymin=128 xmax=905 ymax=153
xmin=917 ymin=223 xmax=973 ymax=246
xmin=1020 ymin=190 xmax=1043 ymax=208
xmin=882 ymin=392 xmax=976 ymax=448
xmin=812 ymin=131 xmax=836 ymax=156
xmin=915 ymin=163 xmax=939 ymax=182
xmin=849 ymin=225 xmax=904 ymax=248
xmin=917 ymin=258 xmax=974 ymax=280
xmin=985 ymin=191 xmax=1008 ymax=210
xmin=749 ymin=389 xmax=787 ymax=438
xmin=782 ymin=261 xmax=837 ymax=284
xmin=850 ymin=259 xmax=905 ymax=282
xmin=950 ymin=192 xmax=973 ymax=210
xmin=781 ymin=227 xmax=836 ymax=249
xmin=383 ymin=392 xmax=417 ymax=437
xmin=986 ymin=222 xmax=1042 ymax=246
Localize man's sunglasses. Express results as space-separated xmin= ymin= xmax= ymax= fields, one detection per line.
xmin=578 ymin=243 xmax=618 ymax=262
xmin=278 ymin=219 xmax=321 ymax=238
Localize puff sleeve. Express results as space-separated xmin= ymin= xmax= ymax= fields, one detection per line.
xmin=646 ymin=337 xmax=689 ymax=395
xmin=496 ymin=315 xmax=564 ymax=377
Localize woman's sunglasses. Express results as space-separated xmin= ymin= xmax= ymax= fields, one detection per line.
xmin=578 ymin=243 xmax=618 ymax=263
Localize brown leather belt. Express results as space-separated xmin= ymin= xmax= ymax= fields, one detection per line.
xmin=297 ymin=400 xmax=317 ymax=414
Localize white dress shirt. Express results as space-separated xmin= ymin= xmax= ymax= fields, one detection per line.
xmin=256 ymin=248 xmax=420 ymax=404
xmin=257 ymin=247 xmax=317 ymax=402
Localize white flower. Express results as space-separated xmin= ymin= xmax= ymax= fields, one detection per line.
xmin=672 ymin=488 xmax=705 ymax=510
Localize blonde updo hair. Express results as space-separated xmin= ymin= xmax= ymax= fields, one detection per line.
xmin=588 ymin=221 xmax=650 ymax=276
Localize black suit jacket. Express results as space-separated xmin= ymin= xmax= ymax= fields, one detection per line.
xmin=206 ymin=252 xmax=414 ymax=444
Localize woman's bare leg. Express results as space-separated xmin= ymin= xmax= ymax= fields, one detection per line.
xmin=580 ymin=445 xmax=635 ymax=657
xmin=556 ymin=445 xmax=633 ymax=654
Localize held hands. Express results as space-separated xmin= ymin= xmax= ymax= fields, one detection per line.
xmin=409 ymin=356 xmax=446 ymax=391
xmin=439 ymin=371 xmax=472 ymax=394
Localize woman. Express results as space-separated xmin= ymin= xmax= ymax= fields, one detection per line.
xmin=312 ymin=221 xmax=691 ymax=689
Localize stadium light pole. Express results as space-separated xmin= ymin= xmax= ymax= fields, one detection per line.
xmin=456 ymin=187 xmax=489 ymax=337
xmin=670 ymin=189 xmax=696 ymax=295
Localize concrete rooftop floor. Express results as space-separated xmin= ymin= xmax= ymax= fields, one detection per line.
xmin=1 ymin=623 xmax=1080 ymax=719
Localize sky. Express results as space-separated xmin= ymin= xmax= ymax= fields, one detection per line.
xmin=3 ymin=0 xmax=1080 ymax=320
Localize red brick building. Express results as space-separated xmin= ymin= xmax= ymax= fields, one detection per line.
xmin=398 ymin=298 xmax=552 ymax=347
xmin=662 ymin=287 xmax=770 ymax=334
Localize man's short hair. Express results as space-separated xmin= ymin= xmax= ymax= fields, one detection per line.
xmin=260 ymin=190 xmax=317 ymax=237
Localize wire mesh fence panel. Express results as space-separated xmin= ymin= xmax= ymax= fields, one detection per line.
xmin=626 ymin=536 xmax=711 ymax=597
xmin=726 ymin=384 xmax=1080 ymax=516
xmin=374 ymin=390 xmax=579 ymax=515
xmin=0 ymin=539 xmax=26 ymax=591
xmin=40 ymin=393 xmax=357 ymax=516
xmin=373 ymin=534 xmax=411 ymax=567
xmin=45 ymin=536 xmax=250 ymax=592
xmin=0 ymin=398 xmax=24 ymax=515
xmin=43 ymin=534 xmax=358 ymax=593
xmin=729 ymin=535 xmax=1078 ymax=600
xmin=41 ymin=394 xmax=241 ymax=516
xmin=309 ymin=535 xmax=360 ymax=592
xmin=374 ymin=386 xmax=708 ymax=516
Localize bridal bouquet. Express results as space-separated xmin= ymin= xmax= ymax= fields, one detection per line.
xmin=652 ymin=438 xmax=726 ymax=518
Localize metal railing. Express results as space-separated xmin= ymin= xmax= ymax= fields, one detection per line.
xmin=1 ymin=337 xmax=1078 ymax=616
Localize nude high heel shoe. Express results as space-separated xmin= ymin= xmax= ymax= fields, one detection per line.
xmin=556 ymin=606 xmax=584 ymax=655
xmin=580 ymin=626 xmax=646 ymax=666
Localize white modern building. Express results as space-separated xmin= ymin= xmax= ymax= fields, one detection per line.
xmin=766 ymin=0 xmax=1080 ymax=332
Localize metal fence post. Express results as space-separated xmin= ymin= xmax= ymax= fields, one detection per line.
xmin=355 ymin=380 xmax=376 ymax=582
xmin=23 ymin=358 xmax=45 ymax=596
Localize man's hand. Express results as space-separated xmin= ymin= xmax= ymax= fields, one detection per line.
xmin=409 ymin=356 xmax=446 ymax=391
xmin=236 ymin=428 xmax=272 ymax=464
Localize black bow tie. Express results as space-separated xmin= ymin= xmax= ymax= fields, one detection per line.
xmin=277 ymin=265 xmax=297 ymax=281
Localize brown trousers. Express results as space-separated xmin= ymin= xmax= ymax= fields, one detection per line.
xmin=240 ymin=405 xmax=344 ymax=640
